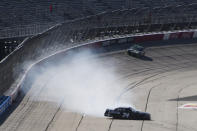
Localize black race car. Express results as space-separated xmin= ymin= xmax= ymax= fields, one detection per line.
xmin=104 ymin=107 xmax=151 ymax=120
xmin=127 ymin=44 xmax=145 ymax=57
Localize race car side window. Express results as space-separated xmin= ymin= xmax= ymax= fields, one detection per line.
xmin=114 ymin=108 xmax=120 ymax=111
xmin=129 ymin=107 xmax=136 ymax=112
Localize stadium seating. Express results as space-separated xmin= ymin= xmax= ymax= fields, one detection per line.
xmin=0 ymin=0 xmax=197 ymax=60
xmin=1 ymin=0 xmax=197 ymax=29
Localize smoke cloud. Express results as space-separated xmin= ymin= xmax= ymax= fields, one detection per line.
xmin=22 ymin=49 xmax=134 ymax=117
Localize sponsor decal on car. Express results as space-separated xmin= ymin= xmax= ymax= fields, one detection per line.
xmin=179 ymin=103 xmax=197 ymax=109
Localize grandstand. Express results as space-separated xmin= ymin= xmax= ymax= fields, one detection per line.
xmin=1 ymin=0 xmax=197 ymax=60
xmin=1 ymin=0 xmax=197 ymax=28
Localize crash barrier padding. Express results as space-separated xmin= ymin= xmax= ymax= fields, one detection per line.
xmin=169 ymin=32 xmax=194 ymax=39
xmin=163 ymin=31 xmax=195 ymax=40
xmin=1 ymin=23 xmax=197 ymax=117
xmin=0 ymin=96 xmax=11 ymax=115
xmin=134 ymin=34 xmax=164 ymax=43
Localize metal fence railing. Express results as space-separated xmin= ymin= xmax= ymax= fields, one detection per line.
xmin=0 ymin=23 xmax=56 ymax=39
xmin=1 ymin=4 xmax=197 ymax=39
xmin=2 ymin=3 xmax=197 ymax=96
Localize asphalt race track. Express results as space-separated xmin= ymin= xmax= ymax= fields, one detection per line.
xmin=1 ymin=43 xmax=197 ymax=131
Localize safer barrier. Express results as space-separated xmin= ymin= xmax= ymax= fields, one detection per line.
xmin=163 ymin=31 xmax=195 ymax=40
xmin=134 ymin=34 xmax=164 ymax=43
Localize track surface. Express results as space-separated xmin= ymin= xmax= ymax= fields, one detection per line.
xmin=1 ymin=44 xmax=197 ymax=131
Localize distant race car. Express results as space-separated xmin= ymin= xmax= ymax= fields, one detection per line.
xmin=104 ymin=107 xmax=151 ymax=120
xmin=127 ymin=44 xmax=145 ymax=57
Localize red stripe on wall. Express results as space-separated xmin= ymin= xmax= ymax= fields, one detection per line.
xmin=134 ymin=34 xmax=164 ymax=43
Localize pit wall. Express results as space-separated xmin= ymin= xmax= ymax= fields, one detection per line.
xmin=1 ymin=26 xmax=197 ymax=116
